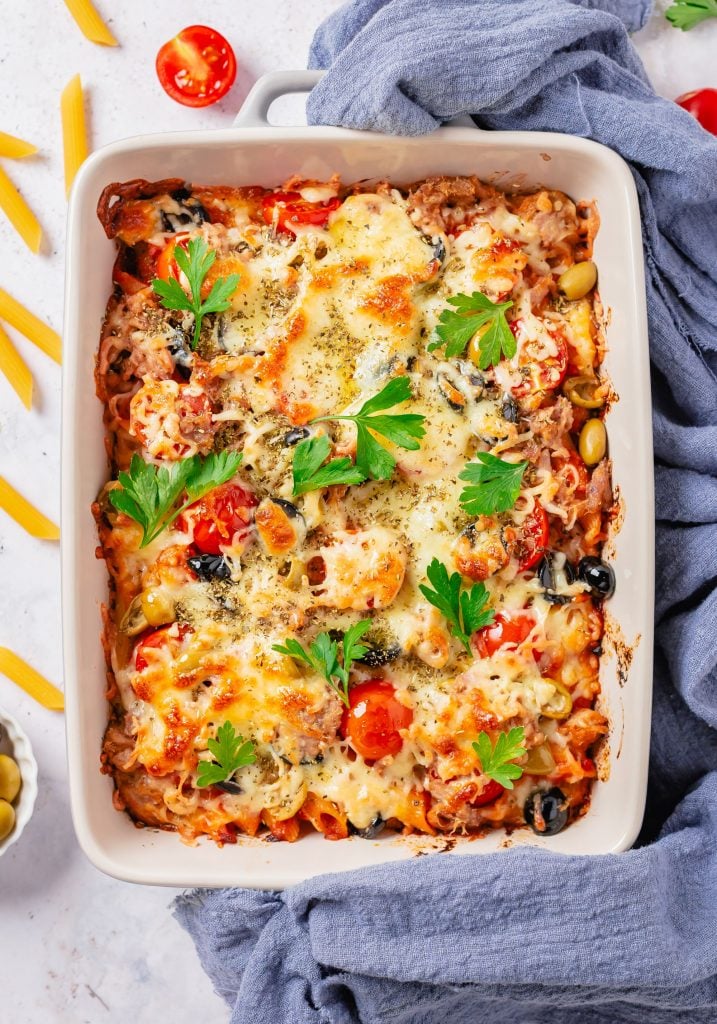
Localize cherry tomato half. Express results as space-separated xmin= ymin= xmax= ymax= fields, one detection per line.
xmin=676 ymin=88 xmax=717 ymax=137
xmin=472 ymin=611 xmax=536 ymax=659
xmin=340 ymin=680 xmax=413 ymax=761
xmin=471 ymin=778 xmax=504 ymax=806
xmin=135 ymin=623 xmax=191 ymax=672
xmin=155 ymin=234 xmax=189 ymax=282
xmin=181 ymin=482 xmax=257 ymax=555
xmin=514 ymin=504 xmax=549 ymax=572
xmin=156 ymin=25 xmax=237 ymax=108
xmin=261 ymin=191 xmax=341 ymax=235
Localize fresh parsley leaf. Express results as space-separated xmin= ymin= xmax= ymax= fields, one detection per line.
xmin=196 ymin=720 xmax=256 ymax=788
xmin=109 ymin=450 xmax=243 ymax=547
xmin=418 ymin=557 xmax=494 ymax=655
xmin=152 ymin=237 xmax=240 ymax=350
xmin=472 ymin=727 xmax=527 ymax=790
xmin=459 ymin=453 xmax=527 ymax=516
xmin=291 ymin=434 xmax=366 ymax=496
xmin=272 ymin=620 xmax=372 ymax=707
xmin=666 ymin=0 xmax=717 ymax=30
xmin=428 ymin=291 xmax=516 ymax=368
xmin=311 ymin=376 xmax=426 ymax=482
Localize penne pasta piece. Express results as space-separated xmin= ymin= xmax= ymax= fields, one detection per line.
xmin=0 ymin=476 xmax=59 ymax=540
xmin=0 ymin=323 xmax=32 ymax=409
xmin=61 ymin=75 xmax=89 ymax=197
xmin=0 ymin=648 xmax=64 ymax=711
xmin=63 ymin=0 xmax=117 ymax=46
xmin=0 ymin=164 xmax=42 ymax=253
xmin=0 ymin=288 xmax=62 ymax=364
xmin=0 ymin=131 xmax=38 ymax=159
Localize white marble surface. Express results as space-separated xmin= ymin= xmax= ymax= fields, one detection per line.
xmin=0 ymin=2 xmax=713 ymax=1021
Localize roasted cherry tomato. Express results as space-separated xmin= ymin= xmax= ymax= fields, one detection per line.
xmin=155 ymin=234 xmax=189 ymax=281
xmin=472 ymin=610 xmax=536 ymax=658
xmin=261 ymin=191 xmax=341 ymax=235
xmin=510 ymin=320 xmax=568 ymax=398
xmin=675 ymin=88 xmax=717 ymax=137
xmin=514 ymin=504 xmax=549 ymax=572
xmin=156 ymin=25 xmax=237 ymax=108
xmin=340 ymin=680 xmax=413 ymax=761
xmin=471 ymin=778 xmax=504 ymax=806
xmin=181 ymin=482 xmax=257 ymax=555
xmin=135 ymin=623 xmax=191 ymax=672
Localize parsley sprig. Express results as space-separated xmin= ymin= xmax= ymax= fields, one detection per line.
xmin=196 ymin=721 xmax=256 ymax=788
xmin=459 ymin=453 xmax=527 ymax=516
xmin=152 ymin=237 xmax=240 ymax=350
xmin=272 ymin=620 xmax=372 ymax=707
xmin=292 ymin=434 xmax=366 ymax=496
xmin=419 ymin=557 xmax=494 ymax=655
xmin=311 ymin=376 xmax=426 ymax=482
xmin=428 ymin=291 xmax=516 ymax=368
xmin=109 ymin=450 xmax=242 ymax=547
xmin=666 ymin=0 xmax=717 ymax=30
xmin=472 ymin=727 xmax=527 ymax=790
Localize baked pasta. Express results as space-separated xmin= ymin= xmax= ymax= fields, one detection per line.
xmin=94 ymin=173 xmax=615 ymax=846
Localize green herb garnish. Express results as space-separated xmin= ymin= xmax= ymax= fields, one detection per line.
xmin=428 ymin=291 xmax=516 ymax=367
xmin=472 ymin=727 xmax=527 ymax=790
xmin=666 ymin=0 xmax=717 ymax=30
xmin=459 ymin=452 xmax=528 ymax=516
xmin=272 ymin=620 xmax=372 ymax=707
xmin=152 ymin=237 xmax=240 ymax=350
xmin=311 ymin=376 xmax=426 ymax=482
xmin=291 ymin=434 xmax=367 ymax=497
xmin=196 ymin=721 xmax=256 ymax=788
xmin=419 ymin=557 xmax=494 ymax=655
xmin=109 ymin=450 xmax=242 ymax=547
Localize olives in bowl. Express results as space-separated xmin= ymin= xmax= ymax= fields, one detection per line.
xmin=0 ymin=710 xmax=38 ymax=856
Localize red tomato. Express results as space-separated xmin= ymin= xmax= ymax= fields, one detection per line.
xmin=510 ymin=321 xmax=568 ymax=397
xmin=340 ymin=681 xmax=413 ymax=760
xmin=514 ymin=504 xmax=549 ymax=572
xmin=182 ymin=482 xmax=257 ymax=554
xmin=261 ymin=191 xmax=341 ymax=235
xmin=573 ymin=697 xmax=594 ymax=711
xmin=471 ymin=778 xmax=504 ymax=806
xmin=156 ymin=26 xmax=237 ymax=108
xmin=472 ymin=610 xmax=536 ymax=658
xmin=135 ymin=623 xmax=191 ymax=672
xmin=155 ymin=234 xmax=190 ymax=281
xmin=676 ymin=89 xmax=717 ymax=136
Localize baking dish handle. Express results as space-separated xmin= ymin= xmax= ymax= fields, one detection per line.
xmin=233 ymin=70 xmax=325 ymax=127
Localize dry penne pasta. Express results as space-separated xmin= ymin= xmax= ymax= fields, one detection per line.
xmin=0 ymin=164 xmax=42 ymax=253
xmin=61 ymin=75 xmax=89 ymax=197
xmin=0 ymin=648 xmax=64 ymax=711
xmin=0 ymin=323 xmax=32 ymax=409
xmin=63 ymin=0 xmax=117 ymax=46
xmin=0 ymin=476 xmax=59 ymax=540
xmin=0 ymin=288 xmax=62 ymax=363
xmin=0 ymin=131 xmax=37 ymax=159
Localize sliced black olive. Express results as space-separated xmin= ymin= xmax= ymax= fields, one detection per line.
xmin=358 ymin=643 xmax=402 ymax=668
xmin=167 ymin=329 xmax=193 ymax=379
xmin=215 ymin=779 xmax=242 ymax=795
xmin=271 ymin=498 xmax=301 ymax=519
xmin=162 ymin=195 xmax=208 ymax=231
xmin=537 ymin=553 xmax=576 ymax=605
xmin=577 ymin=557 xmax=615 ymax=600
xmin=437 ymin=372 xmax=466 ymax=412
xmin=524 ymin=787 xmax=568 ymax=836
xmin=501 ymin=393 xmax=520 ymax=424
xmin=284 ymin=426 xmax=311 ymax=447
xmin=187 ymin=554 xmax=232 ymax=580
xmin=349 ymin=815 xmax=385 ymax=839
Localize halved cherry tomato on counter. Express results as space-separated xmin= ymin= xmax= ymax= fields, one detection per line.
xmin=514 ymin=503 xmax=549 ymax=572
xmin=472 ymin=611 xmax=536 ymax=659
xmin=135 ymin=623 xmax=191 ymax=672
xmin=471 ymin=778 xmax=504 ymax=806
xmin=156 ymin=25 xmax=237 ymax=108
xmin=180 ymin=482 xmax=257 ymax=555
xmin=340 ymin=680 xmax=413 ymax=761
xmin=675 ymin=88 xmax=717 ymax=137
xmin=155 ymin=234 xmax=190 ymax=282
xmin=261 ymin=191 xmax=341 ymax=235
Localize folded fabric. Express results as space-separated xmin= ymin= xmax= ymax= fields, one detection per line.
xmin=175 ymin=2 xmax=717 ymax=1021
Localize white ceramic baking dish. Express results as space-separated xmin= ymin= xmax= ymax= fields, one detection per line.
xmin=62 ymin=70 xmax=654 ymax=888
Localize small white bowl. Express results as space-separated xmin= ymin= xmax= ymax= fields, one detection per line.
xmin=0 ymin=708 xmax=38 ymax=857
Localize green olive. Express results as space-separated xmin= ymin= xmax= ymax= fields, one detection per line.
xmin=0 ymin=754 xmax=21 ymax=803
xmin=0 ymin=799 xmax=15 ymax=841
xmin=141 ymin=588 xmax=175 ymax=627
xmin=579 ymin=418 xmax=607 ymax=466
xmin=558 ymin=260 xmax=597 ymax=301
xmin=467 ymin=323 xmax=492 ymax=367
xmin=523 ymin=743 xmax=556 ymax=775
xmin=541 ymin=679 xmax=574 ymax=720
xmin=563 ymin=375 xmax=606 ymax=410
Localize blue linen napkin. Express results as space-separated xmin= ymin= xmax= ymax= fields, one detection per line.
xmin=175 ymin=2 xmax=717 ymax=1020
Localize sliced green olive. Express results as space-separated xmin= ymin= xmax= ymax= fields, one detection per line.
xmin=579 ymin=418 xmax=607 ymax=466
xmin=0 ymin=799 xmax=15 ymax=841
xmin=558 ymin=261 xmax=597 ymax=301
xmin=523 ymin=743 xmax=556 ymax=775
xmin=541 ymin=679 xmax=574 ymax=719
xmin=0 ymin=754 xmax=21 ymax=803
xmin=140 ymin=588 xmax=176 ymax=627
xmin=563 ymin=375 xmax=605 ymax=410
